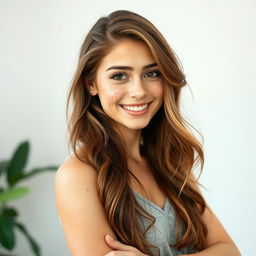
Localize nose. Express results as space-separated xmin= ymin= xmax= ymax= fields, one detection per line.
xmin=128 ymin=77 xmax=147 ymax=99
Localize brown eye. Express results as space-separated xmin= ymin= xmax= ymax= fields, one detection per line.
xmin=145 ymin=70 xmax=161 ymax=78
xmin=110 ymin=73 xmax=127 ymax=80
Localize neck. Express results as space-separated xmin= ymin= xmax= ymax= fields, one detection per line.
xmin=115 ymin=125 xmax=143 ymax=162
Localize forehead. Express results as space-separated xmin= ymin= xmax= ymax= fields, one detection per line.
xmin=98 ymin=39 xmax=155 ymax=69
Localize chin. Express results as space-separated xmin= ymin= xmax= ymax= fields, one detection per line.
xmin=122 ymin=120 xmax=151 ymax=130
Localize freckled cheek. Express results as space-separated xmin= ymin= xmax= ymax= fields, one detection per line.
xmin=101 ymin=87 xmax=124 ymax=104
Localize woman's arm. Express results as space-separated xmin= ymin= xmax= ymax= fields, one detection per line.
xmin=181 ymin=206 xmax=241 ymax=255
xmin=196 ymin=206 xmax=241 ymax=255
xmin=186 ymin=174 xmax=241 ymax=256
xmin=184 ymin=242 xmax=240 ymax=255
xmin=55 ymin=156 xmax=118 ymax=256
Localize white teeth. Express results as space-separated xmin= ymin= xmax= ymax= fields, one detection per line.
xmin=122 ymin=104 xmax=148 ymax=112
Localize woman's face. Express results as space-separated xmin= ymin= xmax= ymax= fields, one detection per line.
xmin=89 ymin=39 xmax=164 ymax=133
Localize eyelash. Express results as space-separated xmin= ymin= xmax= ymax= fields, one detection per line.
xmin=110 ymin=70 xmax=162 ymax=81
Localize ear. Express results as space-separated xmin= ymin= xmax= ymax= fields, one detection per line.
xmin=85 ymin=79 xmax=98 ymax=96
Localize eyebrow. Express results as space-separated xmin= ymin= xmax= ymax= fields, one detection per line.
xmin=105 ymin=62 xmax=157 ymax=72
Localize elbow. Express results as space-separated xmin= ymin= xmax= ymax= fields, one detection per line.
xmin=220 ymin=242 xmax=242 ymax=256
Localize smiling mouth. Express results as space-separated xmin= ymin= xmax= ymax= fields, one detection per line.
xmin=120 ymin=102 xmax=152 ymax=112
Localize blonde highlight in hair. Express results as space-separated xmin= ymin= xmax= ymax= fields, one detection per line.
xmin=66 ymin=10 xmax=207 ymax=255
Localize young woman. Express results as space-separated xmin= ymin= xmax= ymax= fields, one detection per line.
xmin=55 ymin=10 xmax=241 ymax=256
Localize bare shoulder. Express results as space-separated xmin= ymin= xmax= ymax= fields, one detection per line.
xmin=55 ymin=154 xmax=117 ymax=256
xmin=55 ymin=154 xmax=97 ymax=189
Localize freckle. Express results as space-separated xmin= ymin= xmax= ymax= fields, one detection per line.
xmin=109 ymin=89 xmax=121 ymax=102
xmin=85 ymin=188 xmax=90 ymax=192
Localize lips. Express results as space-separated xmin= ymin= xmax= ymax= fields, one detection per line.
xmin=120 ymin=102 xmax=152 ymax=107
xmin=120 ymin=101 xmax=152 ymax=116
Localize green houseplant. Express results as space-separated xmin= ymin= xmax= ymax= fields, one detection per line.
xmin=0 ymin=140 xmax=59 ymax=256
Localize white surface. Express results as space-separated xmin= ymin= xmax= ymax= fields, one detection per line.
xmin=0 ymin=0 xmax=255 ymax=255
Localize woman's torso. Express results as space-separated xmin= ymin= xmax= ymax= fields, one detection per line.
xmin=68 ymin=153 xmax=196 ymax=255
xmin=129 ymin=157 xmax=196 ymax=256
xmin=128 ymin=157 xmax=167 ymax=210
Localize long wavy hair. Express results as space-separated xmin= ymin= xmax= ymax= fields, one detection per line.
xmin=66 ymin=10 xmax=207 ymax=256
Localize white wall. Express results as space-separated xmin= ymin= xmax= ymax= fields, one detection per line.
xmin=0 ymin=0 xmax=255 ymax=255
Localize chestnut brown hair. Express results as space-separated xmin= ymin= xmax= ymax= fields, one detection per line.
xmin=66 ymin=10 xmax=207 ymax=256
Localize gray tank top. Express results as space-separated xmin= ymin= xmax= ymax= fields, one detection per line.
xmin=133 ymin=191 xmax=197 ymax=256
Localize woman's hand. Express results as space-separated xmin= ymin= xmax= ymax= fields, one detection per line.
xmin=104 ymin=234 xmax=148 ymax=256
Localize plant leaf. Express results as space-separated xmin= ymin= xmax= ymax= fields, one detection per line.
xmin=15 ymin=222 xmax=41 ymax=256
xmin=0 ymin=215 xmax=15 ymax=250
xmin=3 ymin=207 xmax=18 ymax=219
xmin=0 ymin=161 xmax=9 ymax=176
xmin=21 ymin=166 xmax=59 ymax=181
xmin=6 ymin=141 xmax=29 ymax=187
xmin=0 ymin=187 xmax=30 ymax=203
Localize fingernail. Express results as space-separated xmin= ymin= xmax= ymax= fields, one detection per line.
xmin=107 ymin=234 xmax=114 ymax=242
